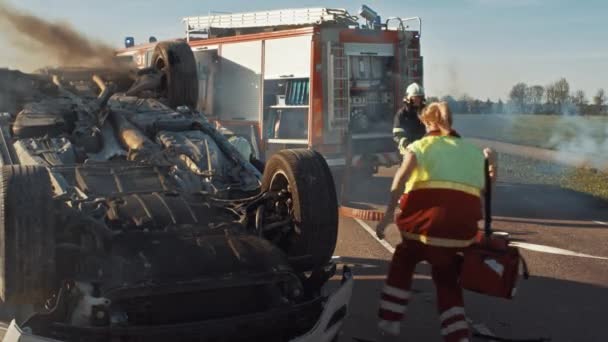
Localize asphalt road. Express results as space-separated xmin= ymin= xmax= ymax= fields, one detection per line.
xmin=1 ymin=166 xmax=606 ymax=342
xmin=331 ymin=166 xmax=608 ymax=342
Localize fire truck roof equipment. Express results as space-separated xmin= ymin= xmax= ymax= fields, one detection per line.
xmin=183 ymin=7 xmax=359 ymax=40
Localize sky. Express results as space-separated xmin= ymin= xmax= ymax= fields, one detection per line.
xmin=1 ymin=0 xmax=606 ymax=101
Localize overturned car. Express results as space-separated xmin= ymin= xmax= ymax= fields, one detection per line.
xmin=0 ymin=41 xmax=351 ymax=342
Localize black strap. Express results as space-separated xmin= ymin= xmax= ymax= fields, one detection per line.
xmin=520 ymin=254 xmax=530 ymax=279
xmin=484 ymin=158 xmax=493 ymax=237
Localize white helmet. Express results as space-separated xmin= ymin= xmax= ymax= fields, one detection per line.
xmin=228 ymin=136 xmax=252 ymax=160
xmin=405 ymin=82 xmax=425 ymax=99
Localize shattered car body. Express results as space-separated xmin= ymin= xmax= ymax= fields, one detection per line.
xmin=0 ymin=41 xmax=351 ymax=341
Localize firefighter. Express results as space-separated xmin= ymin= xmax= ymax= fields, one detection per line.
xmin=376 ymin=102 xmax=486 ymax=342
xmin=393 ymin=82 xmax=427 ymax=154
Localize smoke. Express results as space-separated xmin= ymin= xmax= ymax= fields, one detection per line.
xmin=0 ymin=2 xmax=121 ymax=70
xmin=548 ymin=115 xmax=608 ymax=170
xmin=446 ymin=62 xmax=462 ymax=97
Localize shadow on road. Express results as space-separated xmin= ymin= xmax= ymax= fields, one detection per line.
xmin=342 ymin=173 xmax=608 ymax=223
xmin=492 ymin=182 xmax=608 ymax=222
xmin=332 ymin=256 xmax=608 ymax=342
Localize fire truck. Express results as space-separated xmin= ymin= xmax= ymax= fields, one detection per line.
xmin=117 ymin=5 xmax=423 ymax=182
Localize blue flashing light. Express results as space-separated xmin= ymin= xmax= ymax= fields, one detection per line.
xmin=124 ymin=37 xmax=135 ymax=48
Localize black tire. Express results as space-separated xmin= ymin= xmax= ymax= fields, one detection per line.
xmin=261 ymin=149 xmax=338 ymax=271
xmin=151 ymin=41 xmax=199 ymax=110
xmin=0 ymin=165 xmax=55 ymax=304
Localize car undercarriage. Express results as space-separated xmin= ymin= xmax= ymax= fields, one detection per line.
xmin=0 ymin=41 xmax=351 ymax=342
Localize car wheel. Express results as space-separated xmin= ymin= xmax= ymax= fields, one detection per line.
xmin=261 ymin=149 xmax=338 ymax=271
xmin=151 ymin=41 xmax=199 ymax=110
xmin=0 ymin=165 xmax=56 ymax=305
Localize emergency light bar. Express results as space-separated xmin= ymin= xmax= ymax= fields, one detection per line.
xmin=358 ymin=5 xmax=378 ymax=21
xmin=124 ymin=37 xmax=135 ymax=48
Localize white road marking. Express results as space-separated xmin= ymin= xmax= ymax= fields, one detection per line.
xmin=511 ymin=242 xmax=608 ymax=260
xmin=354 ymin=219 xmax=396 ymax=254
xmin=593 ymin=220 xmax=608 ymax=226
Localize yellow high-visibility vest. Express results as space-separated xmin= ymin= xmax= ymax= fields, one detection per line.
xmin=405 ymin=135 xmax=485 ymax=197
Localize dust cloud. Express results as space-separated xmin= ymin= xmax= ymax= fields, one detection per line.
xmin=0 ymin=2 xmax=122 ymax=70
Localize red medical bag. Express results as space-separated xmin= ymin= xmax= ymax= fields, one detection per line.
xmin=460 ymin=235 xmax=529 ymax=299
xmin=461 ymin=159 xmax=530 ymax=299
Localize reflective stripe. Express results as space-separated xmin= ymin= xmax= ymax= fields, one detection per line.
xmin=325 ymin=158 xmax=346 ymax=167
xmin=409 ymin=180 xmax=481 ymax=197
xmin=401 ymin=232 xmax=476 ymax=248
xmin=439 ymin=307 xmax=466 ymax=323
xmin=380 ymin=300 xmax=407 ymax=314
xmin=398 ymin=138 xmax=409 ymax=155
xmin=383 ymin=285 xmax=410 ymax=300
xmin=393 ymin=127 xmax=405 ymax=133
xmin=378 ymin=320 xmax=401 ymax=336
xmin=441 ymin=321 xmax=469 ymax=336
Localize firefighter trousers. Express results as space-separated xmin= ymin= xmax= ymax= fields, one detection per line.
xmin=378 ymin=239 xmax=470 ymax=342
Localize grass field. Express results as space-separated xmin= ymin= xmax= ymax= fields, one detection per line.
xmin=498 ymin=153 xmax=608 ymax=201
xmin=452 ymin=114 xmax=608 ymax=200
xmin=453 ymin=114 xmax=608 ymax=157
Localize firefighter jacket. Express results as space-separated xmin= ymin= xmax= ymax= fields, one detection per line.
xmin=397 ymin=131 xmax=485 ymax=248
xmin=392 ymin=104 xmax=426 ymax=154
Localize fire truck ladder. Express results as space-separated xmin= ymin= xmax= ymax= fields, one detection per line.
xmin=183 ymin=8 xmax=359 ymax=40
xmin=405 ymin=46 xmax=422 ymax=86
xmin=328 ymin=42 xmax=349 ymax=132
xmin=389 ymin=17 xmax=422 ymax=86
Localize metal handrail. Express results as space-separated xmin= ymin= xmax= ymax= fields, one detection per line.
xmin=385 ymin=16 xmax=422 ymax=37
xmin=183 ymin=7 xmax=357 ymax=32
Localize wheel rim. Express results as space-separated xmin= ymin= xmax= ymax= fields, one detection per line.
xmin=154 ymin=56 xmax=168 ymax=96
xmin=265 ymin=170 xmax=296 ymax=248
xmin=269 ymin=170 xmax=289 ymax=192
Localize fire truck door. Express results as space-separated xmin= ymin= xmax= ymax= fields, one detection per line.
xmin=193 ymin=47 xmax=219 ymax=115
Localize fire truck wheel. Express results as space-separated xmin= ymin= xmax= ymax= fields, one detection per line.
xmin=0 ymin=165 xmax=56 ymax=305
xmin=151 ymin=41 xmax=199 ymax=110
xmin=261 ymin=149 xmax=338 ymax=272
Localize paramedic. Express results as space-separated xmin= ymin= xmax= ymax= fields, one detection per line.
xmin=376 ymin=102 xmax=486 ymax=342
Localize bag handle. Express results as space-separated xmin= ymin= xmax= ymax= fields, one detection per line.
xmin=520 ymin=254 xmax=530 ymax=279
xmin=484 ymin=158 xmax=493 ymax=237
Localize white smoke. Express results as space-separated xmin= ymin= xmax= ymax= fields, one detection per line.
xmin=548 ymin=115 xmax=608 ymax=170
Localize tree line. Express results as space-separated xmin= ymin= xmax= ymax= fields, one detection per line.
xmin=428 ymin=78 xmax=607 ymax=115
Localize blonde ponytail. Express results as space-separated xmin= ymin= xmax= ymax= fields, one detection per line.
xmin=419 ymin=102 xmax=453 ymax=134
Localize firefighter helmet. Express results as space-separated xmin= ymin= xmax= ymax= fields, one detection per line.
xmin=405 ymin=82 xmax=425 ymax=100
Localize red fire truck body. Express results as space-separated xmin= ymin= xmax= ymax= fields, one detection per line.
xmin=117 ymin=7 xmax=423 ymax=174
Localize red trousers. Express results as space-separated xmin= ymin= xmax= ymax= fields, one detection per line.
xmin=378 ymin=239 xmax=470 ymax=342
